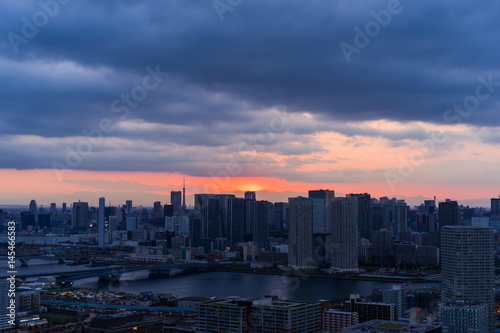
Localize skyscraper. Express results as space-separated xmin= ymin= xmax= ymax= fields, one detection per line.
xmin=439 ymin=200 xmax=459 ymax=228
xmin=125 ymin=200 xmax=132 ymax=214
xmin=244 ymin=198 xmax=255 ymax=241
xmin=288 ymin=197 xmax=314 ymax=268
xmin=244 ymin=191 xmax=256 ymax=201
xmin=394 ymin=202 xmax=407 ymax=237
xmin=20 ymin=212 xmax=35 ymax=231
xmin=254 ymin=200 xmax=270 ymax=248
xmin=309 ymin=190 xmax=335 ymax=265
xmin=171 ymin=191 xmax=182 ymax=215
xmin=72 ymin=201 xmax=89 ymax=231
xmin=440 ymin=226 xmax=495 ymax=332
xmin=153 ymin=201 xmax=162 ymax=219
xmin=330 ymin=197 xmax=358 ymax=270
xmin=164 ymin=204 xmax=174 ymax=218
xmin=273 ymin=202 xmax=288 ymax=231
xmin=29 ymin=199 xmax=37 ymax=215
xmin=309 ymin=190 xmax=335 ymax=235
xmin=347 ymin=193 xmax=372 ymax=240
xmin=229 ymin=197 xmax=245 ymax=245
xmin=98 ymin=197 xmax=105 ymax=249
xmin=37 ymin=214 xmax=51 ymax=229
xmin=491 ymin=197 xmax=500 ymax=216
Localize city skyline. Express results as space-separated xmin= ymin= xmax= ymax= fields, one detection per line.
xmin=1 ymin=1 xmax=500 ymax=207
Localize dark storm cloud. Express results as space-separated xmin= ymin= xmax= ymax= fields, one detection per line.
xmin=1 ymin=0 xmax=500 ymax=174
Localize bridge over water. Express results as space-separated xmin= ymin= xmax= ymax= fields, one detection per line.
xmin=2 ymin=263 xmax=226 ymax=283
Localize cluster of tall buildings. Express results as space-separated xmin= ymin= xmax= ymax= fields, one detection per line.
xmin=288 ymin=191 xmax=360 ymax=270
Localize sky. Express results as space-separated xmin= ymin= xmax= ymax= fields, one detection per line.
xmin=1 ymin=0 xmax=500 ymax=207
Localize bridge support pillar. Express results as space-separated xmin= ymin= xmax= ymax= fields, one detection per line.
xmin=98 ymin=275 xmax=121 ymax=282
xmin=149 ymin=269 xmax=172 ymax=277
xmin=19 ymin=258 xmax=29 ymax=267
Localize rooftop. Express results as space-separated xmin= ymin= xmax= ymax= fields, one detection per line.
xmin=344 ymin=319 xmax=441 ymax=332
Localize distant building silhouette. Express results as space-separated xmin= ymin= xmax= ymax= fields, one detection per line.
xmin=72 ymin=201 xmax=89 ymax=231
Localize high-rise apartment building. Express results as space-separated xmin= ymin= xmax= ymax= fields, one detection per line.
xmin=195 ymin=194 xmax=235 ymax=242
xmin=229 ymin=197 xmax=245 ymax=245
xmin=309 ymin=190 xmax=335 ymax=235
xmin=254 ymin=200 xmax=270 ymax=248
xmin=441 ymin=226 xmax=494 ymax=332
xmin=347 ymin=193 xmax=371 ymax=240
xmin=273 ymin=202 xmax=289 ymax=231
xmin=288 ymin=197 xmax=314 ymax=268
xmin=330 ymin=197 xmax=358 ymax=270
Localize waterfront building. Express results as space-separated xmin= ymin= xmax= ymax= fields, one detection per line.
xmin=441 ymin=226 xmax=495 ymax=332
xmin=288 ymin=197 xmax=314 ymax=268
xmin=309 ymin=190 xmax=335 ymax=265
xmin=330 ymin=197 xmax=358 ymax=270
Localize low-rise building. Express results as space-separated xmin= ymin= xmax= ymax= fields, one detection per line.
xmin=341 ymin=319 xmax=441 ymax=333
xmin=196 ymin=296 xmax=320 ymax=333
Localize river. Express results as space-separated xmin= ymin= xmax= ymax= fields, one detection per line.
xmin=2 ymin=259 xmax=439 ymax=302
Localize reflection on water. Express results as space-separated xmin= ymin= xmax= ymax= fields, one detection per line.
xmin=74 ymin=271 xmax=440 ymax=301
xmin=1 ymin=255 xmax=440 ymax=302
